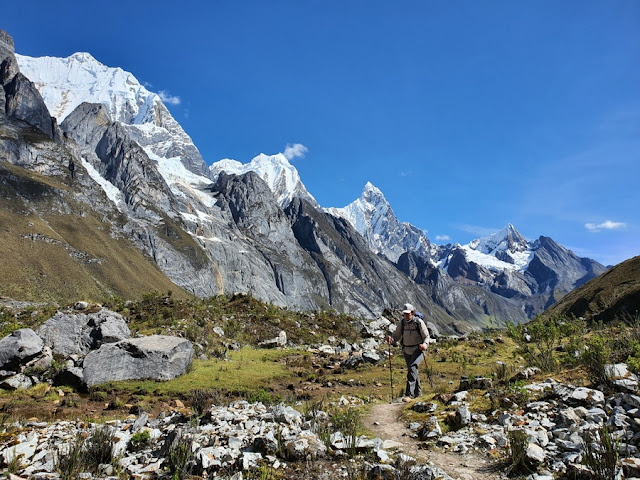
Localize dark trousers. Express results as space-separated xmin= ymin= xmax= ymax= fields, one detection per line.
xmin=403 ymin=349 xmax=424 ymax=397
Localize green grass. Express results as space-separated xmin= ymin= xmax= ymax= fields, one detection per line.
xmin=96 ymin=348 xmax=295 ymax=396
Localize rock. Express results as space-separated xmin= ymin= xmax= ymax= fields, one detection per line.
xmin=37 ymin=309 xmax=130 ymax=356
xmin=285 ymin=432 xmax=326 ymax=460
xmin=0 ymin=373 xmax=33 ymax=390
xmin=459 ymin=376 xmax=492 ymax=390
xmin=455 ymin=405 xmax=471 ymax=428
xmin=526 ymin=442 xmax=546 ymax=464
xmin=83 ymin=335 xmax=193 ymax=386
xmin=241 ymin=452 xmax=262 ymax=470
xmin=417 ymin=416 xmax=442 ymax=440
xmin=341 ymin=354 xmax=364 ymax=369
xmin=4 ymin=72 xmax=56 ymax=139
xmin=74 ymin=301 xmax=90 ymax=310
xmin=362 ymin=351 xmax=381 ymax=364
xmin=53 ymin=366 xmax=85 ymax=390
xmin=0 ymin=328 xmax=43 ymax=370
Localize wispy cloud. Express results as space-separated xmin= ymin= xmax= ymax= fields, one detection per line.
xmin=435 ymin=234 xmax=450 ymax=242
xmin=455 ymin=224 xmax=500 ymax=237
xmin=585 ymin=220 xmax=627 ymax=232
xmin=283 ymin=143 xmax=308 ymax=161
xmin=398 ymin=170 xmax=412 ymax=177
xmin=158 ymin=90 xmax=181 ymax=105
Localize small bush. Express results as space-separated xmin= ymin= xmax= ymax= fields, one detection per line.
xmin=581 ymin=334 xmax=614 ymax=387
xmin=128 ymin=430 xmax=151 ymax=452
xmin=84 ymin=426 xmax=115 ymax=470
xmin=190 ymin=389 xmax=214 ymax=416
xmin=166 ymin=438 xmax=195 ymax=480
xmin=507 ymin=428 xmax=531 ymax=475
xmin=507 ymin=315 xmax=585 ymax=372
xmin=54 ymin=433 xmax=85 ymax=480
xmin=582 ymin=424 xmax=620 ymax=480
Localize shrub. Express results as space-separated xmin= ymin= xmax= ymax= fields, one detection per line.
xmin=166 ymin=438 xmax=195 ymax=480
xmin=54 ymin=433 xmax=85 ymax=480
xmin=507 ymin=428 xmax=531 ymax=475
xmin=581 ymin=424 xmax=620 ymax=480
xmin=190 ymin=389 xmax=214 ymax=416
xmin=507 ymin=315 xmax=585 ymax=372
xmin=581 ymin=334 xmax=614 ymax=387
xmin=84 ymin=426 xmax=115 ymax=471
xmin=128 ymin=430 xmax=151 ymax=452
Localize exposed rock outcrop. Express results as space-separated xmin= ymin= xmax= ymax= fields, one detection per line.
xmin=82 ymin=335 xmax=194 ymax=386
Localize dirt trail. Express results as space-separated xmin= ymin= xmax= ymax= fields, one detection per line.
xmin=363 ymin=402 xmax=506 ymax=480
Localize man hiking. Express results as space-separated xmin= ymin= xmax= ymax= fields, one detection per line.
xmin=387 ymin=303 xmax=430 ymax=401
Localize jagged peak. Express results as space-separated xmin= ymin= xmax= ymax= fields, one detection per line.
xmin=363 ymin=181 xmax=382 ymax=195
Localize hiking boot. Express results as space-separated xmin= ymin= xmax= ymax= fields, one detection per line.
xmin=402 ymin=396 xmax=412 ymax=402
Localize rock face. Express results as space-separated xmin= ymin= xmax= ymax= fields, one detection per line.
xmin=0 ymin=329 xmax=43 ymax=370
xmin=82 ymin=335 xmax=194 ymax=386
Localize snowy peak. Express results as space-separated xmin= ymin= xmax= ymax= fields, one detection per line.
xmin=16 ymin=51 xmax=209 ymax=179
xmin=459 ymin=224 xmax=534 ymax=272
xmin=209 ymin=153 xmax=318 ymax=209
xmin=16 ymin=52 xmax=151 ymax=124
xmin=468 ymin=224 xmax=529 ymax=255
xmin=326 ymin=182 xmax=431 ymax=263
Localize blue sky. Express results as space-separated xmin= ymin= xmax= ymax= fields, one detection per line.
xmin=3 ymin=1 xmax=639 ymax=265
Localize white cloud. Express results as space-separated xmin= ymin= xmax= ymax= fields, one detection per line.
xmin=283 ymin=143 xmax=308 ymax=161
xmin=585 ymin=220 xmax=627 ymax=232
xmin=456 ymin=224 xmax=500 ymax=237
xmin=435 ymin=235 xmax=451 ymax=242
xmin=158 ymin=90 xmax=181 ymax=106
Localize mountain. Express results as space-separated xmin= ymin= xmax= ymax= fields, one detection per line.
xmin=209 ymin=154 xmax=318 ymax=209
xmin=16 ymin=51 xmax=210 ymax=179
xmin=0 ymin=28 xmax=613 ymax=330
xmin=433 ymin=225 xmax=607 ymax=316
xmin=325 ymin=182 xmax=432 ymax=262
xmin=542 ymin=255 xmax=640 ymax=323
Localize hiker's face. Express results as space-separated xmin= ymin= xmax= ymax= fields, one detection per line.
xmin=403 ymin=311 xmax=413 ymax=321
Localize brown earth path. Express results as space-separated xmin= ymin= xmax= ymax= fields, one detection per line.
xmin=363 ymin=402 xmax=507 ymax=480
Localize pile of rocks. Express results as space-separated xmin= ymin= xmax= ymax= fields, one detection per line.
xmin=0 ymin=304 xmax=193 ymax=391
xmin=410 ymin=365 xmax=640 ymax=479
xmin=0 ymin=400 xmax=450 ymax=479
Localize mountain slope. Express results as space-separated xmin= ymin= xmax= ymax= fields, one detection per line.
xmin=543 ymin=255 xmax=640 ymax=323
xmin=0 ymin=134 xmax=189 ymax=303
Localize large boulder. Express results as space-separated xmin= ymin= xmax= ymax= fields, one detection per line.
xmin=37 ymin=309 xmax=130 ymax=356
xmin=0 ymin=328 xmax=43 ymax=370
xmin=82 ymin=335 xmax=194 ymax=387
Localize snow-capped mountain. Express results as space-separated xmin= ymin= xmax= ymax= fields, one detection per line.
xmin=209 ymin=153 xmax=318 ymax=209
xmin=444 ymin=224 xmax=535 ymax=273
xmin=326 ymin=182 xmax=431 ymax=262
xmin=16 ymin=52 xmax=210 ymax=181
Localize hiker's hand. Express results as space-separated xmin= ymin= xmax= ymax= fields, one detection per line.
xmin=386 ymin=336 xmax=392 ymax=344
xmin=419 ymin=344 xmax=427 ymax=351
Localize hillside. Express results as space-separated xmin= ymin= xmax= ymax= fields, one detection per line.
xmin=0 ymin=158 xmax=189 ymax=304
xmin=543 ymin=255 xmax=640 ymax=323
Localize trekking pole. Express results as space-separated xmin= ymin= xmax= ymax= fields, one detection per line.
xmin=388 ymin=341 xmax=394 ymax=402
xmin=422 ymin=349 xmax=434 ymax=388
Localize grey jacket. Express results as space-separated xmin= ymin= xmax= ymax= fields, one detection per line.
xmin=392 ymin=316 xmax=430 ymax=355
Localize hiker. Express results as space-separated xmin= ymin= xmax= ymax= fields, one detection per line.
xmin=387 ymin=303 xmax=430 ymax=400
xmin=68 ymin=159 xmax=75 ymax=179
